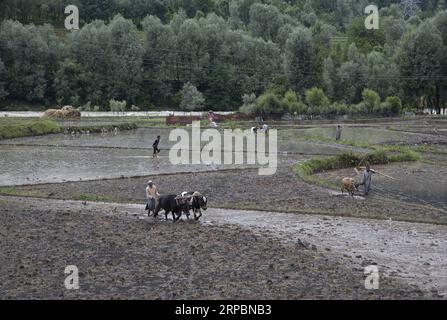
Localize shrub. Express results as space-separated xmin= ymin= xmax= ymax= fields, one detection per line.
xmin=82 ymin=101 xmax=92 ymax=111
xmin=305 ymin=87 xmax=330 ymax=114
xmin=180 ymin=82 xmax=205 ymax=111
xmin=109 ymin=99 xmax=127 ymax=112
xmin=362 ymin=89 xmax=380 ymax=113
xmin=385 ymin=96 xmax=402 ymax=115
xmin=256 ymin=92 xmax=284 ymax=114
xmin=239 ymin=93 xmax=258 ymax=113
xmin=333 ymin=102 xmax=349 ymax=115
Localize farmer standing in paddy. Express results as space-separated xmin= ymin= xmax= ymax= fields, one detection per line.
xmin=335 ymin=125 xmax=342 ymax=141
xmin=357 ymin=163 xmax=375 ymax=196
xmin=153 ymin=135 xmax=161 ymax=157
xmin=145 ymin=180 xmax=160 ymax=216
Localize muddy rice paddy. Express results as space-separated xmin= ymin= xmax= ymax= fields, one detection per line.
xmin=1 ymin=117 xmax=447 ymax=299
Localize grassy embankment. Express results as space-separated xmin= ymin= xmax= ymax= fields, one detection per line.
xmin=294 ymin=148 xmax=420 ymax=189
xmin=0 ymin=118 xmax=141 ymax=139
xmin=0 ymin=119 xmax=61 ymax=140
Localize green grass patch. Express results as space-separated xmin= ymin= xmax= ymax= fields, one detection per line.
xmin=72 ymin=193 xmax=113 ymax=202
xmin=63 ymin=122 xmax=137 ymax=134
xmin=0 ymin=119 xmax=61 ymax=140
xmin=299 ymin=133 xmax=370 ymax=148
xmin=0 ymin=186 xmax=48 ymax=197
xmin=294 ymin=148 xmax=420 ymax=187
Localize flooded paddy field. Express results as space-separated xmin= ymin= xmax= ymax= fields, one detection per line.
xmin=316 ymin=162 xmax=447 ymax=212
xmin=0 ymin=127 xmax=352 ymax=186
xmin=1 ymin=117 xmax=447 ymax=298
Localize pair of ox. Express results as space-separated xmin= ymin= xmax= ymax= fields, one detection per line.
xmin=153 ymin=191 xmax=208 ymax=222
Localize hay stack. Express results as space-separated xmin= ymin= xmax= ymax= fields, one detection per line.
xmin=43 ymin=106 xmax=81 ymax=119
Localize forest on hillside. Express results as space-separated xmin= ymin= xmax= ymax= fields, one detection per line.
xmin=0 ymin=0 xmax=446 ymax=115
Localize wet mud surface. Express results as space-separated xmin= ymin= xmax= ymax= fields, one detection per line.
xmin=2 ymin=118 xmax=447 ymax=299
xmin=14 ymin=164 xmax=447 ymax=225
xmin=0 ymin=196 xmax=430 ymax=299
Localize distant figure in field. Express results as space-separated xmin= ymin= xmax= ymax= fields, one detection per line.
xmin=208 ymin=111 xmax=216 ymax=122
xmin=153 ymin=135 xmax=161 ymax=157
xmin=261 ymin=123 xmax=269 ymax=134
xmin=145 ymin=180 xmax=160 ymax=216
xmin=335 ymin=125 xmax=342 ymax=141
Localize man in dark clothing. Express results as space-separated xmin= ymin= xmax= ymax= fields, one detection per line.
xmin=153 ymin=135 xmax=161 ymax=157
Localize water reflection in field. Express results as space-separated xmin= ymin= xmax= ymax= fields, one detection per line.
xmin=0 ymin=128 xmax=355 ymax=186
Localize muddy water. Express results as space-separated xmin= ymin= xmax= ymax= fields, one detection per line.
xmin=0 ymin=128 xmax=349 ymax=186
xmin=318 ymin=163 xmax=447 ymax=211
xmin=0 ymin=128 xmax=348 ymax=154
xmin=84 ymin=199 xmax=447 ymax=296
xmin=202 ymin=208 xmax=447 ymax=295
xmin=0 ymin=144 xmax=267 ymax=186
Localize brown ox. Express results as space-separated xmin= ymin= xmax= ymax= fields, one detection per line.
xmin=341 ymin=177 xmax=358 ymax=196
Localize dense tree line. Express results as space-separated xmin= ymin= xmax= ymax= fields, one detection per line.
xmin=0 ymin=0 xmax=446 ymax=114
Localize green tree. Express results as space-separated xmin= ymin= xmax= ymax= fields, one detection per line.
xmin=248 ymin=3 xmax=283 ymax=41
xmin=69 ymin=15 xmax=144 ymax=106
xmin=53 ymin=59 xmax=88 ymax=106
xmin=284 ymin=27 xmax=315 ymax=93
xmin=109 ymin=99 xmax=127 ymax=112
xmin=397 ymin=21 xmax=445 ymax=109
xmin=0 ymin=58 xmax=7 ymax=100
xmin=336 ymin=43 xmax=368 ymax=103
xmin=180 ymin=82 xmax=205 ymax=110
xmin=281 ymin=89 xmax=306 ymax=114
xmin=305 ymin=87 xmax=329 ymax=113
xmin=239 ymin=93 xmax=258 ymax=113
xmin=0 ymin=20 xmax=64 ymax=103
xmin=347 ymin=17 xmax=386 ymax=53
xmin=362 ymin=88 xmax=381 ymax=113
xmin=384 ymin=96 xmax=403 ymax=115
xmin=256 ymin=92 xmax=284 ymax=114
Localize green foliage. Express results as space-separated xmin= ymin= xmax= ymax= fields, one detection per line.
xmin=362 ymin=89 xmax=381 ymax=113
xmin=256 ymin=92 xmax=284 ymax=114
xmin=284 ymin=26 xmax=315 ymax=93
xmin=0 ymin=119 xmax=61 ymax=140
xmin=305 ymin=87 xmax=329 ymax=111
xmin=281 ymin=89 xmax=306 ymax=114
xmin=0 ymin=2 xmax=446 ymax=114
xmin=239 ymin=93 xmax=258 ymax=113
xmin=347 ymin=17 xmax=386 ymax=53
xmin=384 ymin=96 xmax=403 ymax=115
xmin=0 ymin=58 xmax=7 ymax=100
xmin=72 ymin=193 xmax=113 ymax=202
xmin=109 ymin=99 xmax=127 ymax=112
xmin=294 ymin=148 xmax=419 ymax=178
xmin=180 ymin=82 xmax=205 ymax=111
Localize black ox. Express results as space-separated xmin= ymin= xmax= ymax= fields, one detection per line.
xmin=153 ymin=191 xmax=208 ymax=222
